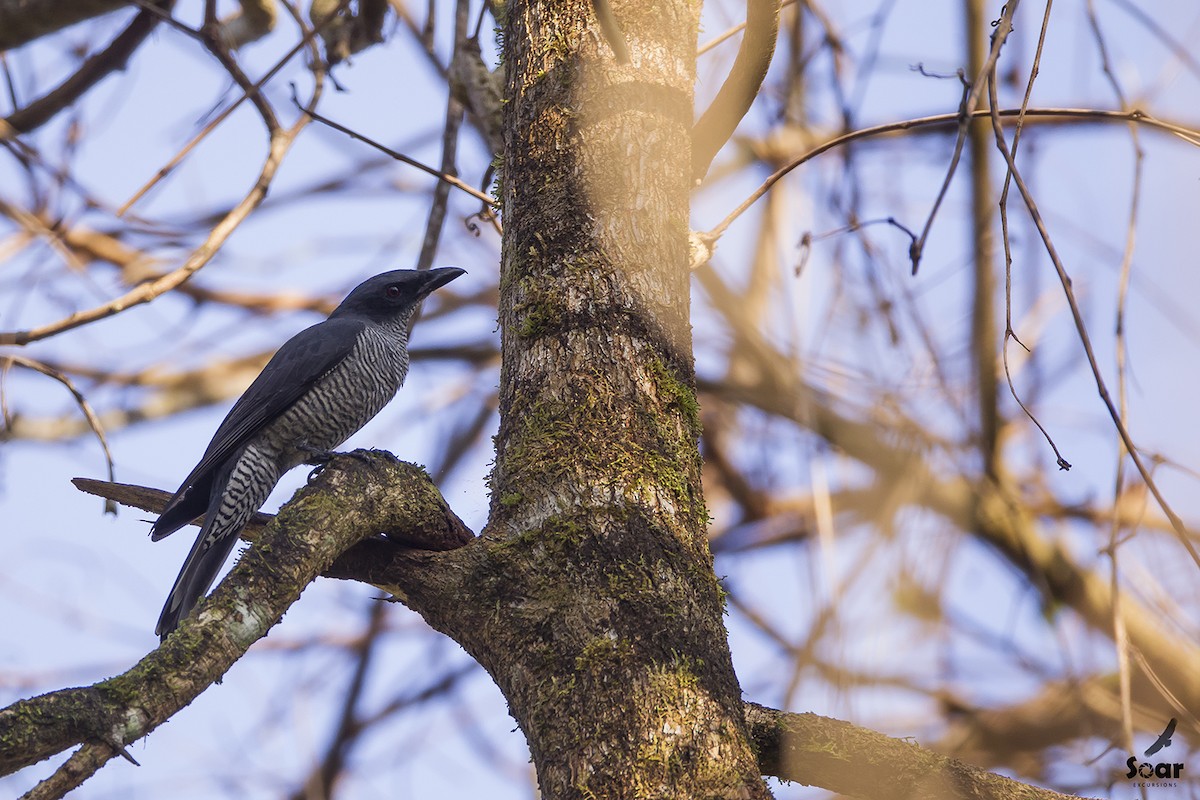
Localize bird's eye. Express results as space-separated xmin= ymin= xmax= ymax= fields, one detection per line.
xmin=385 ymin=284 xmax=402 ymax=299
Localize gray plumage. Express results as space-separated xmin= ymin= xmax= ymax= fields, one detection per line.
xmin=151 ymin=267 xmax=465 ymax=641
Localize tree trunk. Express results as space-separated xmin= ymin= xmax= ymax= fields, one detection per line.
xmin=410 ymin=1 xmax=772 ymax=796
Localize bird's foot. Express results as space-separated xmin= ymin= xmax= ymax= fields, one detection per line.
xmin=360 ymin=448 xmax=401 ymax=464
xmin=300 ymin=443 xmax=338 ymax=481
xmin=303 ymin=445 xmax=383 ymax=480
xmin=298 ymin=443 xmax=337 ymax=465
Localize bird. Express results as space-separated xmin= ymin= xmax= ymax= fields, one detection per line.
xmin=150 ymin=267 xmax=465 ymax=641
xmin=1145 ymin=717 xmax=1178 ymax=757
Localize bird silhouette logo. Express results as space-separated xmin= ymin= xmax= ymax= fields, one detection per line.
xmin=1145 ymin=718 xmax=1178 ymax=757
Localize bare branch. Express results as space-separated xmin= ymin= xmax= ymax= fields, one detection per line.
xmin=692 ymin=0 xmax=781 ymax=180
xmin=296 ymin=94 xmax=498 ymax=208
xmin=0 ymin=0 xmax=132 ymax=51
xmin=744 ymin=702 xmax=1095 ymax=800
xmin=704 ymin=106 xmax=1200 ymax=243
xmin=0 ymin=454 xmax=473 ymax=779
xmin=1 ymin=355 xmax=116 ymax=511
xmin=0 ymin=124 xmax=304 ymax=346
xmin=909 ymin=0 xmax=1020 ymax=275
xmin=0 ymin=1 xmax=170 ymax=139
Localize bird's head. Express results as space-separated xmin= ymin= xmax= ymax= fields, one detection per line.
xmin=331 ymin=267 xmax=466 ymax=323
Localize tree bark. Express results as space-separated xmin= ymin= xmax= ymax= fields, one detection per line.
xmin=744 ymin=705 xmax=1089 ymax=800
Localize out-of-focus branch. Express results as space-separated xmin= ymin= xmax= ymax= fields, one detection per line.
xmin=0 ymin=1 xmax=171 ymax=140
xmin=449 ymin=37 xmax=504 ymax=156
xmin=290 ymin=603 xmax=386 ymax=800
xmin=696 ymin=267 xmax=1200 ymax=722
xmin=414 ymin=0 xmax=468 ymax=272
xmin=964 ymin=0 xmax=998 ymax=475
xmin=286 ymin=624 xmax=476 ymax=800
xmin=1087 ymin=0 xmax=1147 ymax=758
xmin=713 ymin=365 xmax=1200 ymax=710
xmin=691 ymin=0 xmax=781 ymax=180
xmin=0 ymin=0 xmax=280 ymax=52
xmin=0 ymin=0 xmax=130 ymax=52
xmin=1 ymin=339 xmax=496 ymax=442
xmin=935 ymin=676 xmax=1178 ymax=779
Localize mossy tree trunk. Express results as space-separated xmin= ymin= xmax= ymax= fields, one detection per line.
xmin=419 ymin=0 xmax=771 ymax=796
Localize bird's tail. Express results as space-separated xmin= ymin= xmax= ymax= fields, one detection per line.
xmin=155 ymin=522 xmax=240 ymax=641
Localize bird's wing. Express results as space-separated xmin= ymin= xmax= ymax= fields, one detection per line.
xmin=150 ymin=317 xmax=366 ymax=540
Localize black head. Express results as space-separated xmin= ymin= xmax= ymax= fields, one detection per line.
xmin=331 ymin=267 xmax=465 ymax=322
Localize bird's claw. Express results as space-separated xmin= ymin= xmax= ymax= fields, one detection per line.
xmin=300 ymin=444 xmax=336 ymax=481
xmin=298 ymin=443 xmax=336 ymax=465
xmin=303 ymin=446 xmax=385 ymax=481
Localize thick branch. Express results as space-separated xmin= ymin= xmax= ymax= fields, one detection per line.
xmin=744 ymin=703 xmax=1095 ymax=800
xmin=0 ymin=0 xmax=130 ymax=51
xmin=1 ymin=453 xmax=471 ymax=779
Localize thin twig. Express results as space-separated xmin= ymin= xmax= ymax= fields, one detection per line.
xmin=116 ymin=0 xmax=352 ymax=216
xmin=1 ymin=355 xmax=117 ymax=512
xmin=986 ymin=76 xmax=1200 ymax=573
xmin=293 ymin=90 xmax=498 ymax=208
xmin=996 ymin=0 xmax=1071 ymax=470
xmin=128 ymin=0 xmax=201 ymax=38
xmin=795 ymin=216 xmax=916 ymax=275
xmin=0 ymin=126 xmax=306 ymax=346
xmin=198 ymin=12 xmax=282 ymax=136
xmin=703 ymin=106 xmax=1200 ymax=243
xmin=909 ymin=0 xmax=1020 ymax=275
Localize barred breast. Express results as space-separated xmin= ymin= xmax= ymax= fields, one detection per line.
xmin=261 ymin=323 xmax=411 ymax=469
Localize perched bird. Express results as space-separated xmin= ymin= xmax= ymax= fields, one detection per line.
xmin=151 ymin=267 xmax=465 ymax=641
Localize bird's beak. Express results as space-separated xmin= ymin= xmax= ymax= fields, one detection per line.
xmin=416 ymin=267 xmax=466 ymax=299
